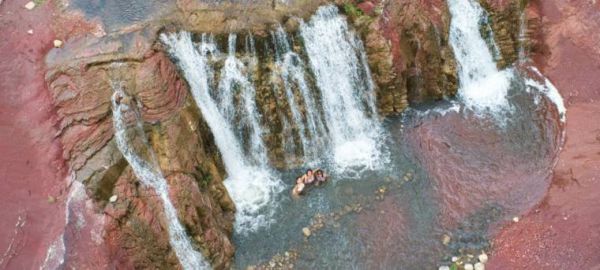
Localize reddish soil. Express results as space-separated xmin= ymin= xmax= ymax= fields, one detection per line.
xmin=0 ymin=1 xmax=67 ymax=269
xmin=488 ymin=1 xmax=600 ymax=269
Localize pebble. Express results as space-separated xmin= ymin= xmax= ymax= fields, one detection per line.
xmin=478 ymin=253 xmax=488 ymax=264
xmin=451 ymin=256 xmax=458 ymax=262
xmin=27 ymin=29 xmax=33 ymax=35
xmin=53 ymin=39 xmax=63 ymax=48
xmin=464 ymin=263 xmax=474 ymax=270
xmin=24 ymin=1 xmax=35 ymax=10
xmin=474 ymin=262 xmax=485 ymax=270
xmin=442 ymin=234 xmax=451 ymax=245
xmin=47 ymin=195 xmax=56 ymax=203
xmin=302 ymin=227 xmax=311 ymax=237
xmin=109 ymin=195 xmax=118 ymax=203
xmin=512 ymin=216 xmax=520 ymax=222
xmin=438 ymin=266 xmax=450 ymax=270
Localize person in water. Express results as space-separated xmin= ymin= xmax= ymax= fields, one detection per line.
xmin=292 ymin=169 xmax=329 ymax=196
xmin=315 ymin=169 xmax=328 ymax=185
xmin=292 ymin=169 xmax=314 ymax=196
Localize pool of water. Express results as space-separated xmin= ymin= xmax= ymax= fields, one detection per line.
xmin=232 ymin=71 xmax=564 ymax=269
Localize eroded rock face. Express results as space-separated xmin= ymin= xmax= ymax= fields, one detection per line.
xmin=39 ymin=0 xmax=465 ymax=268
xmin=46 ymin=41 xmax=236 ymax=268
xmin=350 ymin=0 xmax=458 ymax=112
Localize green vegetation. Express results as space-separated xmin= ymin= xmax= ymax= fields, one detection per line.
xmin=343 ymin=3 xmax=364 ymax=19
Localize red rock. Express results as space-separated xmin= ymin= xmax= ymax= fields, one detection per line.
xmin=357 ymin=1 xmax=376 ymax=15
xmin=489 ymin=1 xmax=600 ymax=268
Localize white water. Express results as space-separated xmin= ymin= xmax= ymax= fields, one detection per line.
xmin=110 ymin=86 xmax=210 ymax=270
xmin=218 ymin=33 xmax=269 ymax=166
xmin=525 ymin=67 xmax=567 ymax=122
xmin=272 ymin=26 xmax=327 ymax=163
xmin=40 ymin=180 xmax=85 ymax=270
xmin=161 ymin=32 xmax=282 ymax=234
xmin=449 ymin=0 xmax=566 ymax=122
xmin=300 ymin=5 xmax=385 ymax=172
xmin=448 ymin=0 xmax=513 ymax=112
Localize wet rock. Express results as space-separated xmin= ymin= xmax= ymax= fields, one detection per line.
xmin=302 ymin=227 xmax=311 ymax=237
xmin=442 ymin=234 xmax=451 ymax=246
xmin=478 ymin=252 xmax=488 ymax=263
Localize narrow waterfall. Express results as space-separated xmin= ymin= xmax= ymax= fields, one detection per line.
xmin=110 ymin=85 xmax=210 ymax=270
xmin=161 ymin=32 xmax=282 ymax=234
xmin=448 ymin=0 xmax=513 ymax=111
xmin=272 ymin=26 xmax=327 ymax=164
xmin=217 ymin=33 xmax=269 ymax=167
xmin=300 ymin=5 xmax=385 ymax=171
xmin=448 ymin=0 xmax=566 ymax=121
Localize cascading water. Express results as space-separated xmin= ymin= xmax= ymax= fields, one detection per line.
xmin=300 ymin=5 xmax=386 ymax=172
xmin=161 ymin=32 xmax=282 ymax=234
xmin=448 ymin=0 xmax=514 ymax=112
xmin=272 ymin=26 xmax=328 ymax=164
xmin=110 ymin=85 xmax=210 ymax=270
xmin=448 ymin=0 xmax=566 ymax=121
xmin=217 ymin=33 xmax=269 ymax=166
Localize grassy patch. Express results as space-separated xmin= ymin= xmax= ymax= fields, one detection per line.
xmin=343 ymin=3 xmax=364 ymax=18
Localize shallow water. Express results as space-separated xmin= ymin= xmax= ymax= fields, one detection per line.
xmin=232 ymin=72 xmax=564 ymax=269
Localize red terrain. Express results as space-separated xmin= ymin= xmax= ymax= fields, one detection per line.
xmin=488 ymin=0 xmax=600 ymax=269
xmin=0 ymin=1 xmax=67 ymax=269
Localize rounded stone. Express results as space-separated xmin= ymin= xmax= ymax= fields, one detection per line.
xmin=478 ymin=253 xmax=488 ymax=263
xmin=302 ymin=227 xmax=311 ymax=237
xmin=53 ymin=40 xmax=63 ymax=48
xmin=109 ymin=195 xmax=118 ymax=203
xmin=474 ymin=262 xmax=485 ymax=270
xmin=464 ymin=263 xmax=474 ymax=270
xmin=24 ymin=1 xmax=35 ymax=10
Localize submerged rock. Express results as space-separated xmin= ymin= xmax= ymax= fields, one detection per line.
xmin=302 ymin=227 xmax=311 ymax=237
xmin=478 ymin=253 xmax=488 ymax=263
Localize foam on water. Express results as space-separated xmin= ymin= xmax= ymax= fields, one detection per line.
xmin=111 ymin=85 xmax=210 ymax=270
xmin=525 ymin=67 xmax=567 ymax=122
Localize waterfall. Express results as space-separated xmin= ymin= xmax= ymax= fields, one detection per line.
xmin=448 ymin=0 xmax=513 ymax=112
xmin=110 ymin=85 xmax=210 ymax=270
xmin=218 ymin=33 xmax=269 ymax=166
xmin=161 ymin=32 xmax=282 ymax=234
xmin=448 ymin=0 xmax=566 ymax=121
xmin=300 ymin=5 xmax=385 ymax=172
xmin=272 ymin=26 xmax=328 ymax=164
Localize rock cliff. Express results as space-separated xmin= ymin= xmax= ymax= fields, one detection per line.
xmin=38 ymin=0 xmax=463 ymax=268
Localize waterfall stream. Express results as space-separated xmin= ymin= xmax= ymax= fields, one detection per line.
xmin=111 ymin=85 xmax=210 ymax=270
xmin=161 ymin=5 xmax=386 ymax=234
xmin=448 ymin=0 xmax=565 ymax=121
xmin=300 ymin=5 xmax=385 ymax=172
xmin=161 ymin=32 xmax=282 ymax=234
xmin=272 ymin=26 xmax=327 ymax=164
xmin=448 ymin=0 xmax=514 ymax=112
